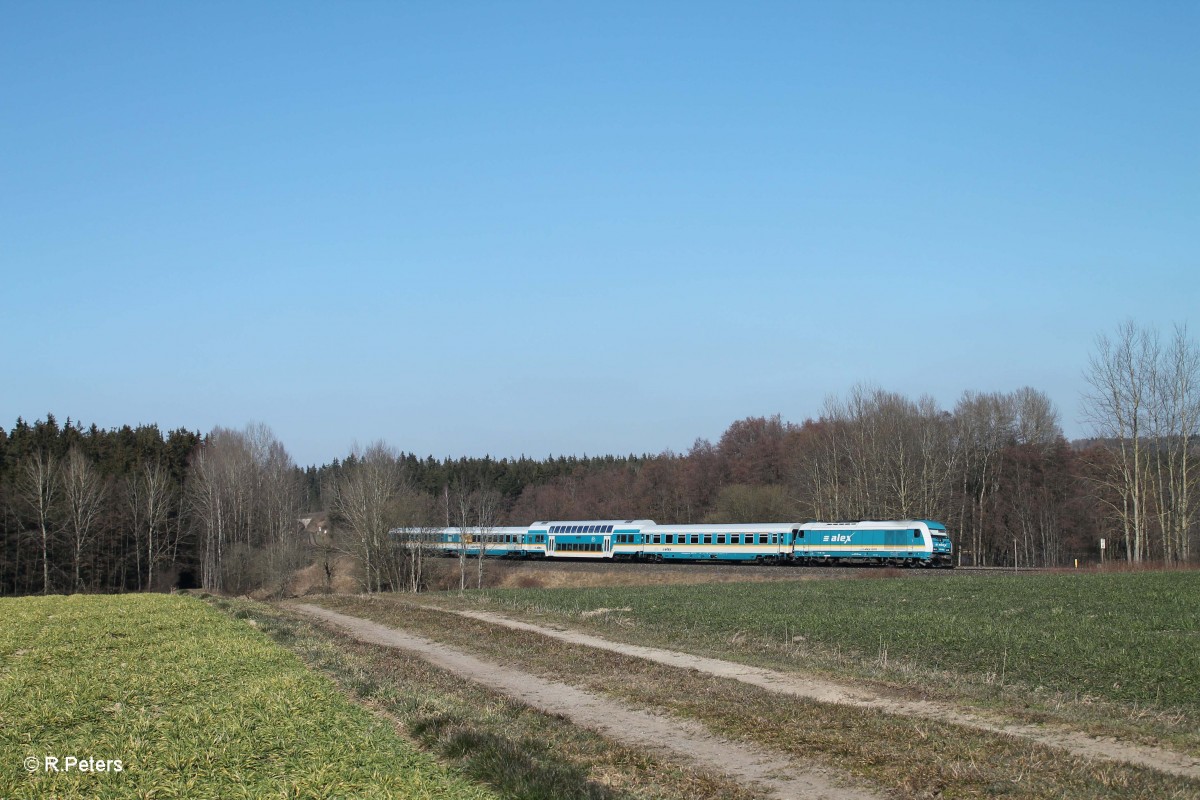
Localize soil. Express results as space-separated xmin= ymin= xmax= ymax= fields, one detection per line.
xmin=291 ymin=603 xmax=880 ymax=800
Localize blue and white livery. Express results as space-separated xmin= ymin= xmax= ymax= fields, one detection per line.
xmin=397 ymin=518 xmax=954 ymax=568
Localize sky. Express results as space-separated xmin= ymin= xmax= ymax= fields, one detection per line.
xmin=2 ymin=1 xmax=1197 ymax=467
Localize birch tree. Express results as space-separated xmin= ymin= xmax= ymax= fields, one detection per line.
xmin=1082 ymin=322 xmax=1159 ymax=561
xmin=61 ymin=447 xmax=107 ymax=592
xmin=125 ymin=461 xmax=176 ymax=590
xmin=16 ymin=451 xmax=59 ymax=594
xmin=329 ymin=442 xmax=405 ymax=594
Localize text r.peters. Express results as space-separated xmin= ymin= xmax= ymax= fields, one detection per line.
xmin=32 ymin=756 xmax=124 ymax=773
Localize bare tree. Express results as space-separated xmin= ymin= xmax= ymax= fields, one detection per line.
xmin=61 ymin=447 xmax=107 ymax=592
xmin=125 ymin=461 xmax=177 ymax=590
xmin=704 ymin=484 xmax=794 ymax=522
xmin=15 ymin=451 xmax=59 ymax=594
xmin=800 ymin=386 xmax=955 ymax=524
xmin=954 ymin=391 xmax=1016 ymax=566
xmin=329 ymin=442 xmax=406 ymax=594
xmin=187 ymin=423 xmax=303 ymax=593
xmin=1012 ymin=386 xmax=1061 ymax=449
xmin=448 ymin=483 xmax=500 ymax=591
xmin=1148 ymin=325 xmax=1200 ymax=562
xmin=1082 ymin=322 xmax=1159 ymax=561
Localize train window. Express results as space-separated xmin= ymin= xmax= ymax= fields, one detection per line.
xmin=703 ymin=534 xmax=712 ymax=545
xmin=717 ymin=534 xmax=726 ymax=544
xmin=653 ymin=535 xmax=661 ymax=544
xmin=913 ymin=530 xmax=921 ymax=539
xmin=758 ymin=534 xmax=767 ymax=544
xmin=690 ymin=534 xmax=699 ymax=544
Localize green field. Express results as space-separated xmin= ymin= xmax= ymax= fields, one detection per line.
xmin=0 ymin=594 xmax=497 ymax=800
xmin=459 ymin=570 xmax=1200 ymax=712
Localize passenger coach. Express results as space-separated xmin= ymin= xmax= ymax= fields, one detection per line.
xmin=398 ymin=518 xmax=953 ymax=567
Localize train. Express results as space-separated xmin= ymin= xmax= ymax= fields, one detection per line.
xmin=397 ymin=518 xmax=955 ymax=568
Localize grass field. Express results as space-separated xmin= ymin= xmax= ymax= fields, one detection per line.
xmin=448 ymin=570 xmax=1200 ymax=713
xmin=313 ymin=593 xmax=1200 ymax=799
xmin=0 ymin=593 xmax=498 ymax=800
xmin=220 ymin=597 xmax=759 ymax=800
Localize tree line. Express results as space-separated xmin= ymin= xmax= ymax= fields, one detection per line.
xmin=1 ymin=321 xmax=1196 ymax=596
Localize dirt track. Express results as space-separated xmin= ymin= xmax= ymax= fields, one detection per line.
xmin=421 ymin=605 xmax=1200 ymax=781
xmin=291 ymin=603 xmax=878 ymax=800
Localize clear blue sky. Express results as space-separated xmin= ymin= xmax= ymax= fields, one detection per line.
xmin=3 ymin=1 xmax=1196 ymax=466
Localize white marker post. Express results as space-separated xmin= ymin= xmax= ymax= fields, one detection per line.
xmin=1100 ymin=537 xmax=1106 ymax=566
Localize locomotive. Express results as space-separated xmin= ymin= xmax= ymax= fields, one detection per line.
xmin=399 ymin=518 xmax=954 ymax=568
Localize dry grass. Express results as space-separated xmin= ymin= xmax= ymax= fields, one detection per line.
xmin=310 ymin=594 xmax=1200 ymax=800
xmin=218 ymin=597 xmax=761 ymax=800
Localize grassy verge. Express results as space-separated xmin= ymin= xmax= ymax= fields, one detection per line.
xmin=0 ymin=593 xmax=496 ymax=800
xmin=214 ymin=597 xmax=760 ymax=800
xmin=423 ymin=570 xmax=1200 ymax=751
xmin=309 ymin=594 xmax=1200 ymax=800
